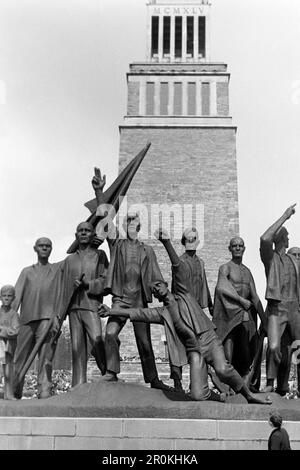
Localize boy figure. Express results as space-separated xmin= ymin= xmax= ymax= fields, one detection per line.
xmin=100 ymin=229 xmax=272 ymax=405
xmin=0 ymin=285 xmax=20 ymax=400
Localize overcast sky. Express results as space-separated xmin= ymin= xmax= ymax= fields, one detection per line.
xmin=0 ymin=0 xmax=300 ymax=302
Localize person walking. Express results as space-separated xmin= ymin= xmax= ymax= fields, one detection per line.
xmin=268 ymin=412 xmax=291 ymax=450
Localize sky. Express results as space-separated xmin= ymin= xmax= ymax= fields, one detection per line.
xmin=0 ymin=0 xmax=300 ymax=303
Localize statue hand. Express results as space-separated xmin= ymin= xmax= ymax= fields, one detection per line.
xmin=74 ymin=277 xmax=89 ymax=289
xmin=284 ymin=203 xmax=296 ymax=220
xmin=51 ymin=315 xmax=60 ymax=336
xmin=92 ymin=167 xmax=106 ymax=192
xmin=154 ymin=228 xmax=170 ymax=242
xmin=98 ymin=304 xmax=111 ymax=317
xmin=241 ymin=299 xmax=252 ymax=311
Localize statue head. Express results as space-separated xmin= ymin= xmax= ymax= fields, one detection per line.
xmin=75 ymin=222 xmax=95 ymax=247
xmin=181 ymin=227 xmax=200 ymax=251
xmin=34 ymin=237 xmax=52 ymax=261
xmin=151 ymin=280 xmax=169 ymax=301
xmin=287 ymin=246 xmax=300 ymax=259
xmin=0 ymin=284 xmax=15 ymax=307
xmin=228 ymin=237 xmax=245 ymax=261
xmin=123 ymin=212 xmax=141 ymax=240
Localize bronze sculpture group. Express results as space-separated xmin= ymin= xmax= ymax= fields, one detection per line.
xmin=1 ymin=150 xmax=299 ymax=407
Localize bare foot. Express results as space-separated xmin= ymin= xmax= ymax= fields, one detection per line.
xmin=247 ymin=393 xmax=272 ymax=405
xmin=208 ymin=390 xmax=226 ymax=402
xmin=151 ymin=379 xmax=174 ymax=392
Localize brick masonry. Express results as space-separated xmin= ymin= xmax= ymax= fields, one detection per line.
xmin=119 ymin=127 xmax=239 ymax=290
xmin=117 ymin=126 xmax=239 ymax=362
xmin=217 ymin=82 xmax=229 ymax=116
xmin=127 ymin=82 xmax=140 ymax=116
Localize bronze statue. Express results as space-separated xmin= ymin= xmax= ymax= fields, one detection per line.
xmin=100 ymin=228 xmax=272 ymax=405
xmin=173 ymin=227 xmax=213 ymax=315
xmin=60 ymin=221 xmax=108 ymax=387
xmin=170 ymin=227 xmax=213 ymax=391
xmin=286 ymin=246 xmax=300 ymax=396
xmin=213 ymin=237 xmax=267 ymax=391
xmin=13 ymin=238 xmax=61 ymax=399
xmin=0 ymin=285 xmax=20 ymax=400
xmin=260 ymin=204 xmax=300 ymax=393
xmin=93 ymin=169 xmax=172 ymax=391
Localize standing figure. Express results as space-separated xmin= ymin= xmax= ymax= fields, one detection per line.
xmin=171 ymin=227 xmax=213 ymax=390
xmin=0 ymin=285 xmax=20 ymax=400
xmin=286 ymin=246 xmax=300 ymax=396
xmin=173 ymin=227 xmax=213 ymax=315
xmin=61 ymin=221 xmax=108 ymax=387
xmin=213 ymin=237 xmax=267 ymax=390
xmin=13 ymin=238 xmax=61 ymax=399
xmin=260 ymin=204 xmax=300 ymax=393
xmin=93 ymin=169 xmax=172 ymax=391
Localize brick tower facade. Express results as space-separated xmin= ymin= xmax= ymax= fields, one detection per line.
xmin=117 ymin=0 xmax=239 ymax=362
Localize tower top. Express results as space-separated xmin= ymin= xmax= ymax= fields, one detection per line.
xmin=147 ymin=0 xmax=212 ymax=5
xmin=146 ymin=0 xmax=212 ymax=63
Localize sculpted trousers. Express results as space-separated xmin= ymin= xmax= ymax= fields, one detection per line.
xmin=69 ymin=310 xmax=106 ymax=387
xmin=266 ymin=304 xmax=300 ymax=381
xmin=13 ymin=319 xmax=54 ymax=398
xmin=276 ymin=329 xmax=292 ymax=394
xmin=191 ymin=334 xmax=244 ymax=400
xmin=105 ymin=315 xmax=158 ymax=383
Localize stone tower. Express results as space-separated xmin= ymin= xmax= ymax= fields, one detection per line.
xmin=118 ymin=0 xmax=239 ymax=361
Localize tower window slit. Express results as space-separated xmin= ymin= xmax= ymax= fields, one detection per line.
xmin=151 ymin=16 xmax=159 ymax=57
xmin=198 ymin=16 xmax=206 ymax=58
xmin=175 ymin=16 xmax=182 ymax=58
xmin=163 ymin=16 xmax=170 ymax=55
xmin=187 ymin=16 xmax=194 ymax=57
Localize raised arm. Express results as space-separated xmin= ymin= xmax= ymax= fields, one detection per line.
xmin=154 ymin=228 xmax=180 ymax=266
xmin=92 ymin=167 xmax=106 ymax=206
xmin=260 ymin=204 xmax=296 ymax=244
xmin=92 ymin=167 xmax=118 ymax=245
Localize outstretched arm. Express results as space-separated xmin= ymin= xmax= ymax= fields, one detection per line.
xmin=99 ymin=305 xmax=131 ymax=318
xmin=98 ymin=304 xmax=163 ymax=324
xmin=260 ymin=204 xmax=296 ymax=243
xmin=154 ymin=228 xmax=180 ymax=266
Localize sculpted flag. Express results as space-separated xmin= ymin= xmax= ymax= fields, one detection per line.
xmin=67 ymin=142 xmax=151 ymax=254
xmin=57 ymin=142 xmax=152 ymax=335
